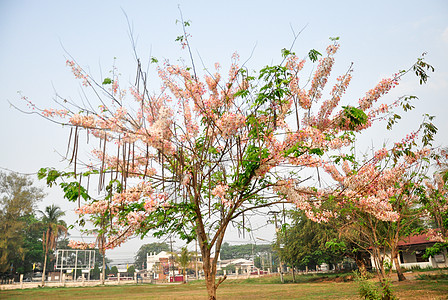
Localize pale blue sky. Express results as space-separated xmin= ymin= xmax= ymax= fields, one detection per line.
xmin=1 ymin=0 xmax=447 ymax=262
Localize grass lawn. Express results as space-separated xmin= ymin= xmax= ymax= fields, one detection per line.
xmin=1 ymin=274 xmax=447 ymax=299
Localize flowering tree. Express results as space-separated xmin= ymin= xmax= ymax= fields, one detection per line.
xmin=321 ymin=144 xmax=434 ymax=283
xmin=421 ymin=149 xmax=448 ymax=241
xmin=27 ymin=24 xmax=434 ymax=297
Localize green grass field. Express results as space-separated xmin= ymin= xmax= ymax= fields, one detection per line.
xmin=1 ymin=274 xmax=447 ymax=299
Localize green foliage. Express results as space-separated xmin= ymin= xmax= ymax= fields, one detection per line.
xmin=0 ymin=171 xmax=45 ymax=274
xmin=354 ymin=270 xmax=381 ymax=300
xmin=424 ymin=242 xmax=448 ymax=259
xmin=102 ymin=78 xmax=112 ymax=85
xmin=177 ymin=246 xmax=191 ymax=277
xmin=38 ymin=167 xmax=94 ymax=202
xmin=109 ymin=265 xmax=118 ymax=276
xmin=134 ymin=242 xmax=169 ymax=268
xmin=90 ymin=263 xmax=101 ymax=280
xmin=59 ymin=181 xmax=90 ymax=202
xmin=278 ymin=211 xmax=344 ymax=270
xmin=127 ymin=265 xmax=135 ymax=276
xmin=419 ymin=114 xmax=437 ymax=147
xmin=308 ymin=49 xmax=322 ymax=62
xmin=354 ymin=271 xmax=397 ymax=300
xmin=220 ymin=242 xmax=273 ymax=260
xmin=281 ymin=48 xmax=295 ymax=58
xmin=413 ymin=53 xmax=435 ymax=85
xmin=340 ymin=106 xmax=368 ymax=130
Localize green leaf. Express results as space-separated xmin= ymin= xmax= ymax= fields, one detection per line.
xmin=339 ymin=106 xmax=368 ymax=130
xmin=102 ymin=78 xmax=112 ymax=85
xmin=308 ymin=49 xmax=322 ymax=63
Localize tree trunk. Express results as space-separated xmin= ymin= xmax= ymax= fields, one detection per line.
xmin=203 ymin=251 xmax=217 ymax=300
xmin=392 ymin=252 xmax=406 ymax=281
xmin=41 ymin=254 xmax=47 ymax=286
xmin=101 ymin=254 xmax=106 ymax=284
xmin=354 ymin=254 xmax=368 ymax=278
xmin=371 ymin=247 xmax=387 ymax=283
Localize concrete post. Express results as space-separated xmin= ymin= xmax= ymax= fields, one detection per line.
xmin=82 ymin=274 xmax=85 ymax=286
xmin=267 ymin=267 xmax=270 ymax=274
xmin=20 ymin=274 xmax=23 ymax=289
xmin=62 ymin=273 xmax=66 ymax=287
xmin=257 ymin=269 xmax=260 ymax=277
xmin=134 ymin=273 xmax=137 ymax=284
xmin=118 ymin=273 xmax=120 ymax=284
xmin=236 ymin=267 xmax=239 ymax=278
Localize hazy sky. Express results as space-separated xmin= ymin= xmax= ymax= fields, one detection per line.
xmin=1 ymin=1 xmax=447 ymax=264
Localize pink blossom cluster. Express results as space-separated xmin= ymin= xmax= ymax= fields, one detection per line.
xmin=70 ymin=114 xmax=96 ymax=128
xmin=144 ymin=192 xmax=167 ymax=213
xmin=112 ymin=182 xmax=154 ymax=205
xmin=373 ymin=148 xmax=388 ymax=161
xmin=367 ymin=103 xmax=391 ymax=120
xmin=112 ymin=79 xmax=119 ymax=95
xmin=68 ymin=240 xmax=95 ymax=249
xmin=66 ymin=60 xmax=90 ymax=86
xmin=182 ymin=173 xmax=192 ymax=186
xmin=305 ymin=210 xmax=336 ymax=223
xmin=104 ymin=228 xmax=136 ymax=250
xmin=216 ymin=112 xmax=246 ymax=139
xmin=358 ymin=77 xmax=399 ymax=110
xmin=212 ymin=184 xmax=228 ymax=199
xmin=127 ymin=211 xmax=146 ymax=226
xmin=212 ymin=184 xmax=233 ymax=206
xmin=76 ymin=200 xmax=112 ymax=215
xmin=274 ymin=180 xmax=338 ymax=223
xmin=42 ymin=108 xmax=68 ymax=118
xmin=426 ymin=228 xmax=447 ymax=243
xmin=182 ymin=101 xmax=199 ymax=138
xmin=205 ymin=73 xmax=221 ymax=94
xmin=307 ymin=46 xmax=338 ymax=102
xmin=285 ymin=56 xmax=305 ymax=72
xmin=316 ymin=73 xmax=352 ymax=129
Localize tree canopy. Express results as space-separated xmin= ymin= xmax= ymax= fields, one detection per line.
xmin=29 ymin=21 xmax=436 ymax=297
xmin=134 ymin=242 xmax=169 ymax=269
xmin=0 ymin=172 xmax=44 ymax=274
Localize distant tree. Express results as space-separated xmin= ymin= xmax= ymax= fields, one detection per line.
xmin=39 ymin=204 xmax=67 ymax=286
xmin=18 ymin=215 xmax=44 ymax=274
xmin=127 ymin=265 xmax=136 ymax=276
xmin=134 ymin=242 xmax=170 ymax=269
xmin=110 ymin=266 xmax=118 ymax=276
xmin=278 ymin=210 xmax=343 ymax=272
xmin=224 ymin=264 xmax=236 ymax=274
xmin=90 ymin=263 xmax=101 ymax=280
xmin=0 ymin=172 xmax=44 ymax=274
xmin=220 ymin=242 xmax=272 ymax=260
xmin=176 ymin=246 xmax=191 ymax=282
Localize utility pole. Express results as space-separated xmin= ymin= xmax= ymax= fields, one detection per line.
xmin=268 ymin=211 xmax=283 ymax=283
xmin=169 ymin=236 xmax=175 ymax=282
xmin=195 ymin=235 xmax=199 ymax=280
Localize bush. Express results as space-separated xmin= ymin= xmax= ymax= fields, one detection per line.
xmin=354 ymin=271 xmax=398 ymax=300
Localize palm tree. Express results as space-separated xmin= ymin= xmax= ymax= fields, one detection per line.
xmin=39 ymin=204 xmax=67 ymax=286
xmin=177 ymin=246 xmax=192 ymax=283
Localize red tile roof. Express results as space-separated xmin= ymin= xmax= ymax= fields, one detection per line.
xmin=398 ymin=233 xmax=439 ymax=246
